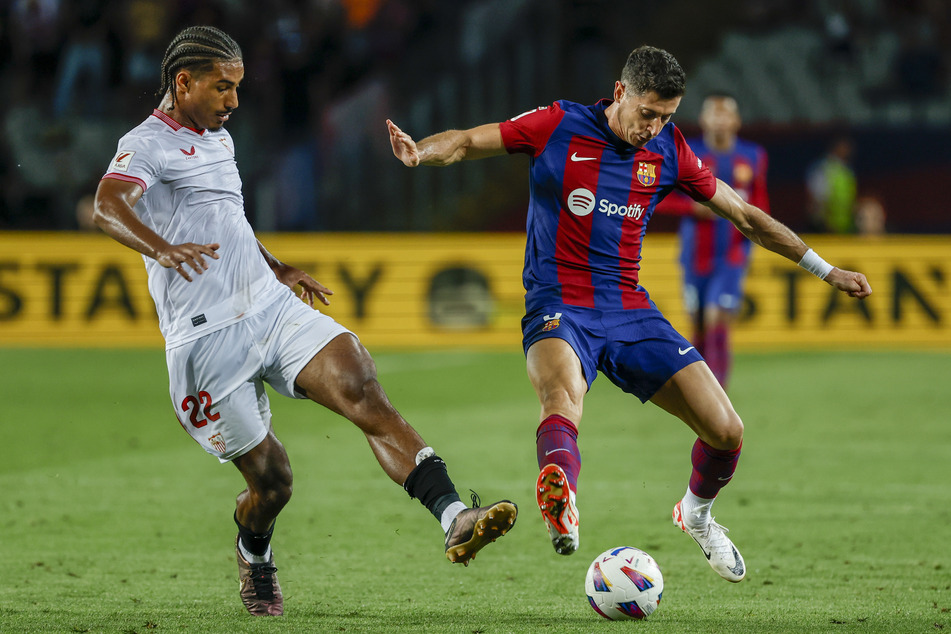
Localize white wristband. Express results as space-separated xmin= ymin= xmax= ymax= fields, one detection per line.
xmin=798 ymin=248 xmax=834 ymax=280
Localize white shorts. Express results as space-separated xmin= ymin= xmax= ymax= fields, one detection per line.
xmin=166 ymin=291 xmax=352 ymax=463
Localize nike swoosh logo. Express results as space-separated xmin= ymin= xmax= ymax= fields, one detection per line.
xmin=691 ymin=535 xmax=713 ymax=559
xmin=545 ymin=448 xmax=570 ymax=456
xmin=693 ymin=539 xmax=744 ymax=575
xmin=718 ymin=475 xmax=733 ymax=481
xmin=678 ymin=346 xmax=695 ymax=355
xmin=570 ymin=152 xmax=596 ymax=162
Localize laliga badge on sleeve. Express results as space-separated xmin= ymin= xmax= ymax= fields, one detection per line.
xmin=111 ymin=151 xmax=135 ymax=172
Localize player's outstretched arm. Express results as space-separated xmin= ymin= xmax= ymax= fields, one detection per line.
xmin=704 ymin=178 xmax=872 ymax=299
xmin=93 ymin=178 xmax=219 ymax=282
xmin=256 ymin=240 xmax=332 ymax=307
xmin=386 ymin=119 xmax=506 ymax=167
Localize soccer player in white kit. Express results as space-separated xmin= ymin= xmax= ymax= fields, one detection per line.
xmin=93 ymin=26 xmax=517 ymax=617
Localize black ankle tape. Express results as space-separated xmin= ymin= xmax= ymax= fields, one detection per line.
xmin=403 ymin=455 xmax=461 ymax=519
xmin=235 ymin=512 xmax=275 ymax=557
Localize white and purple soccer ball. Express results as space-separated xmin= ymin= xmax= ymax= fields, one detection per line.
xmin=584 ymin=546 xmax=664 ymax=620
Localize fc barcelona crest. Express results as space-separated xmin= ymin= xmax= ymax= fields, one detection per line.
xmin=636 ymin=162 xmax=657 ymax=187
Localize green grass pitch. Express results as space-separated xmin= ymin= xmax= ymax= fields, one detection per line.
xmin=2 ymin=347 xmax=949 ymax=633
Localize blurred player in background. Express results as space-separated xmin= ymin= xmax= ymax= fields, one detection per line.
xmin=388 ymin=45 xmax=871 ymax=584
xmin=806 ymin=136 xmax=857 ymax=233
xmin=657 ymin=92 xmax=768 ymax=389
xmin=93 ymin=25 xmax=516 ymax=617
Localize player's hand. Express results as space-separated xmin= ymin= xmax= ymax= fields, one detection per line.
xmin=826 ymin=268 xmax=872 ymax=299
xmin=387 ymin=119 xmax=420 ymax=167
xmin=272 ymin=263 xmax=333 ymax=307
xmin=156 ymin=242 xmax=220 ymax=282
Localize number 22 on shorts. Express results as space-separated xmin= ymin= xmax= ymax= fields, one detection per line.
xmin=181 ymin=391 xmax=221 ymax=428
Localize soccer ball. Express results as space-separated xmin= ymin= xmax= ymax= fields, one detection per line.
xmin=584 ymin=546 xmax=664 ymax=620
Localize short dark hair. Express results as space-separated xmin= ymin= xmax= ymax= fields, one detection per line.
xmin=158 ymin=26 xmax=242 ymax=109
xmin=620 ymin=46 xmax=686 ymax=100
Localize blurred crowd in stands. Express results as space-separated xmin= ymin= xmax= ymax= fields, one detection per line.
xmin=0 ymin=0 xmax=948 ymax=233
xmin=747 ymin=0 xmax=948 ymax=100
xmin=1 ymin=0 xmax=458 ymax=230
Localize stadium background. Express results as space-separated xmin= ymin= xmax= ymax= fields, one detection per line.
xmin=1 ymin=0 xmax=949 ymax=349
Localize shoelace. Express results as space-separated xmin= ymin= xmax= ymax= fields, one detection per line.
xmin=701 ymin=519 xmax=734 ymax=556
xmin=468 ymin=490 xmax=482 ymax=508
xmin=248 ymin=563 xmax=278 ymax=600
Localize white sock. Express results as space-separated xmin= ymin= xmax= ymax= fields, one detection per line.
xmin=441 ymin=501 xmax=469 ymax=533
xmin=681 ymin=488 xmax=714 ymax=529
xmin=238 ymin=538 xmax=272 ymax=564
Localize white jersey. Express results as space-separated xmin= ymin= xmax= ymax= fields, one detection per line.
xmin=102 ymin=109 xmax=287 ymax=348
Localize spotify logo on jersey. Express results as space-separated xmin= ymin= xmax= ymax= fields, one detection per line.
xmin=566 ymin=188 xmax=596 ymax=216
xmin=565 ymin=187 xmax=646 ymax=221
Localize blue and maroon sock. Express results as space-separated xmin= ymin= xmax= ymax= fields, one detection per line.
xmin=688 ymin=437 xmax=741 ymax=500
xmin=536 ymin=414 xmax=581 ymax=493
xmin=681 ymin=438 xmax=742 ymax=527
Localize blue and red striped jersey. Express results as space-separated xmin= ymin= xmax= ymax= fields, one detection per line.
xmin=662 ymin=137 xmax=769 ymax=275
xmin=500 ymin=99 xmax=716 ymax=312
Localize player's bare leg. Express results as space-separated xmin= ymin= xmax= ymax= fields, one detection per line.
xmin=526 ymin=338 xmax=586 ymax=425
xmin=526 ymin=338 xmax=586 ymax=554
xmin=651 ymin=361 xmax=741 ymax=449
xmin=231 ymin=432 xmax=292 ymax=615
xmin=294 ymin=333 xmax=516 ymax=564
xmin=651 ymin=361 xmax=746 ymax=582
xmin=294 ymin=334 xmax=430 ymax=484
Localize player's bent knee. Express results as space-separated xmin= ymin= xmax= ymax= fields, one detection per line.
xmin=249 ymin=454 xmax=294 ymax=512
xmin=339 ymin=373 xmax=384 ymax=408
xmin=707 ymin=413 xmax=744 ymax=450
xmin=258 ymin=481 xmax=293 ymax=513
xmin=537 ymin=381 xmax=585 ymax=421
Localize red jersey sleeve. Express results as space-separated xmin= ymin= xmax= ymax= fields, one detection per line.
xmin=654 ymin=189 xmax=696 ymax=216
xmin=750 ymin=146 xmax=770 ymax=214
xmin=499 ymin=102 xmax=565 ymax=157
xmin=673 ymin=126 xmax=717 ymax=202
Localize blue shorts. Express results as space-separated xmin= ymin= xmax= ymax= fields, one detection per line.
xmin=682 ymin=264 xmax=747 ymax=314
xmin=521 ymin=302 xmax=703 ymax=403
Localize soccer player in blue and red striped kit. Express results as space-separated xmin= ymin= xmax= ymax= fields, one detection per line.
xmin=387 ymin=46 xmax=871 ymax=583
xmin=658 ymin=92 xmax=768 ymax=389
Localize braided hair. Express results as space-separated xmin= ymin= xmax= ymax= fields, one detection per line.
xmin=158 ymin=26 xmax=242 ymax=110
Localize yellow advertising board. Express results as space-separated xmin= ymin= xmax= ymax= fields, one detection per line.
xmin=0 ymin=232 xmax=948 ymax=350
xmin=642 ymin=234 xmax=951 ymax=348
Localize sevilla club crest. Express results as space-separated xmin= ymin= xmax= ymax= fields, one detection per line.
xmin=208 ymin=433 xmax=227 ymax=454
